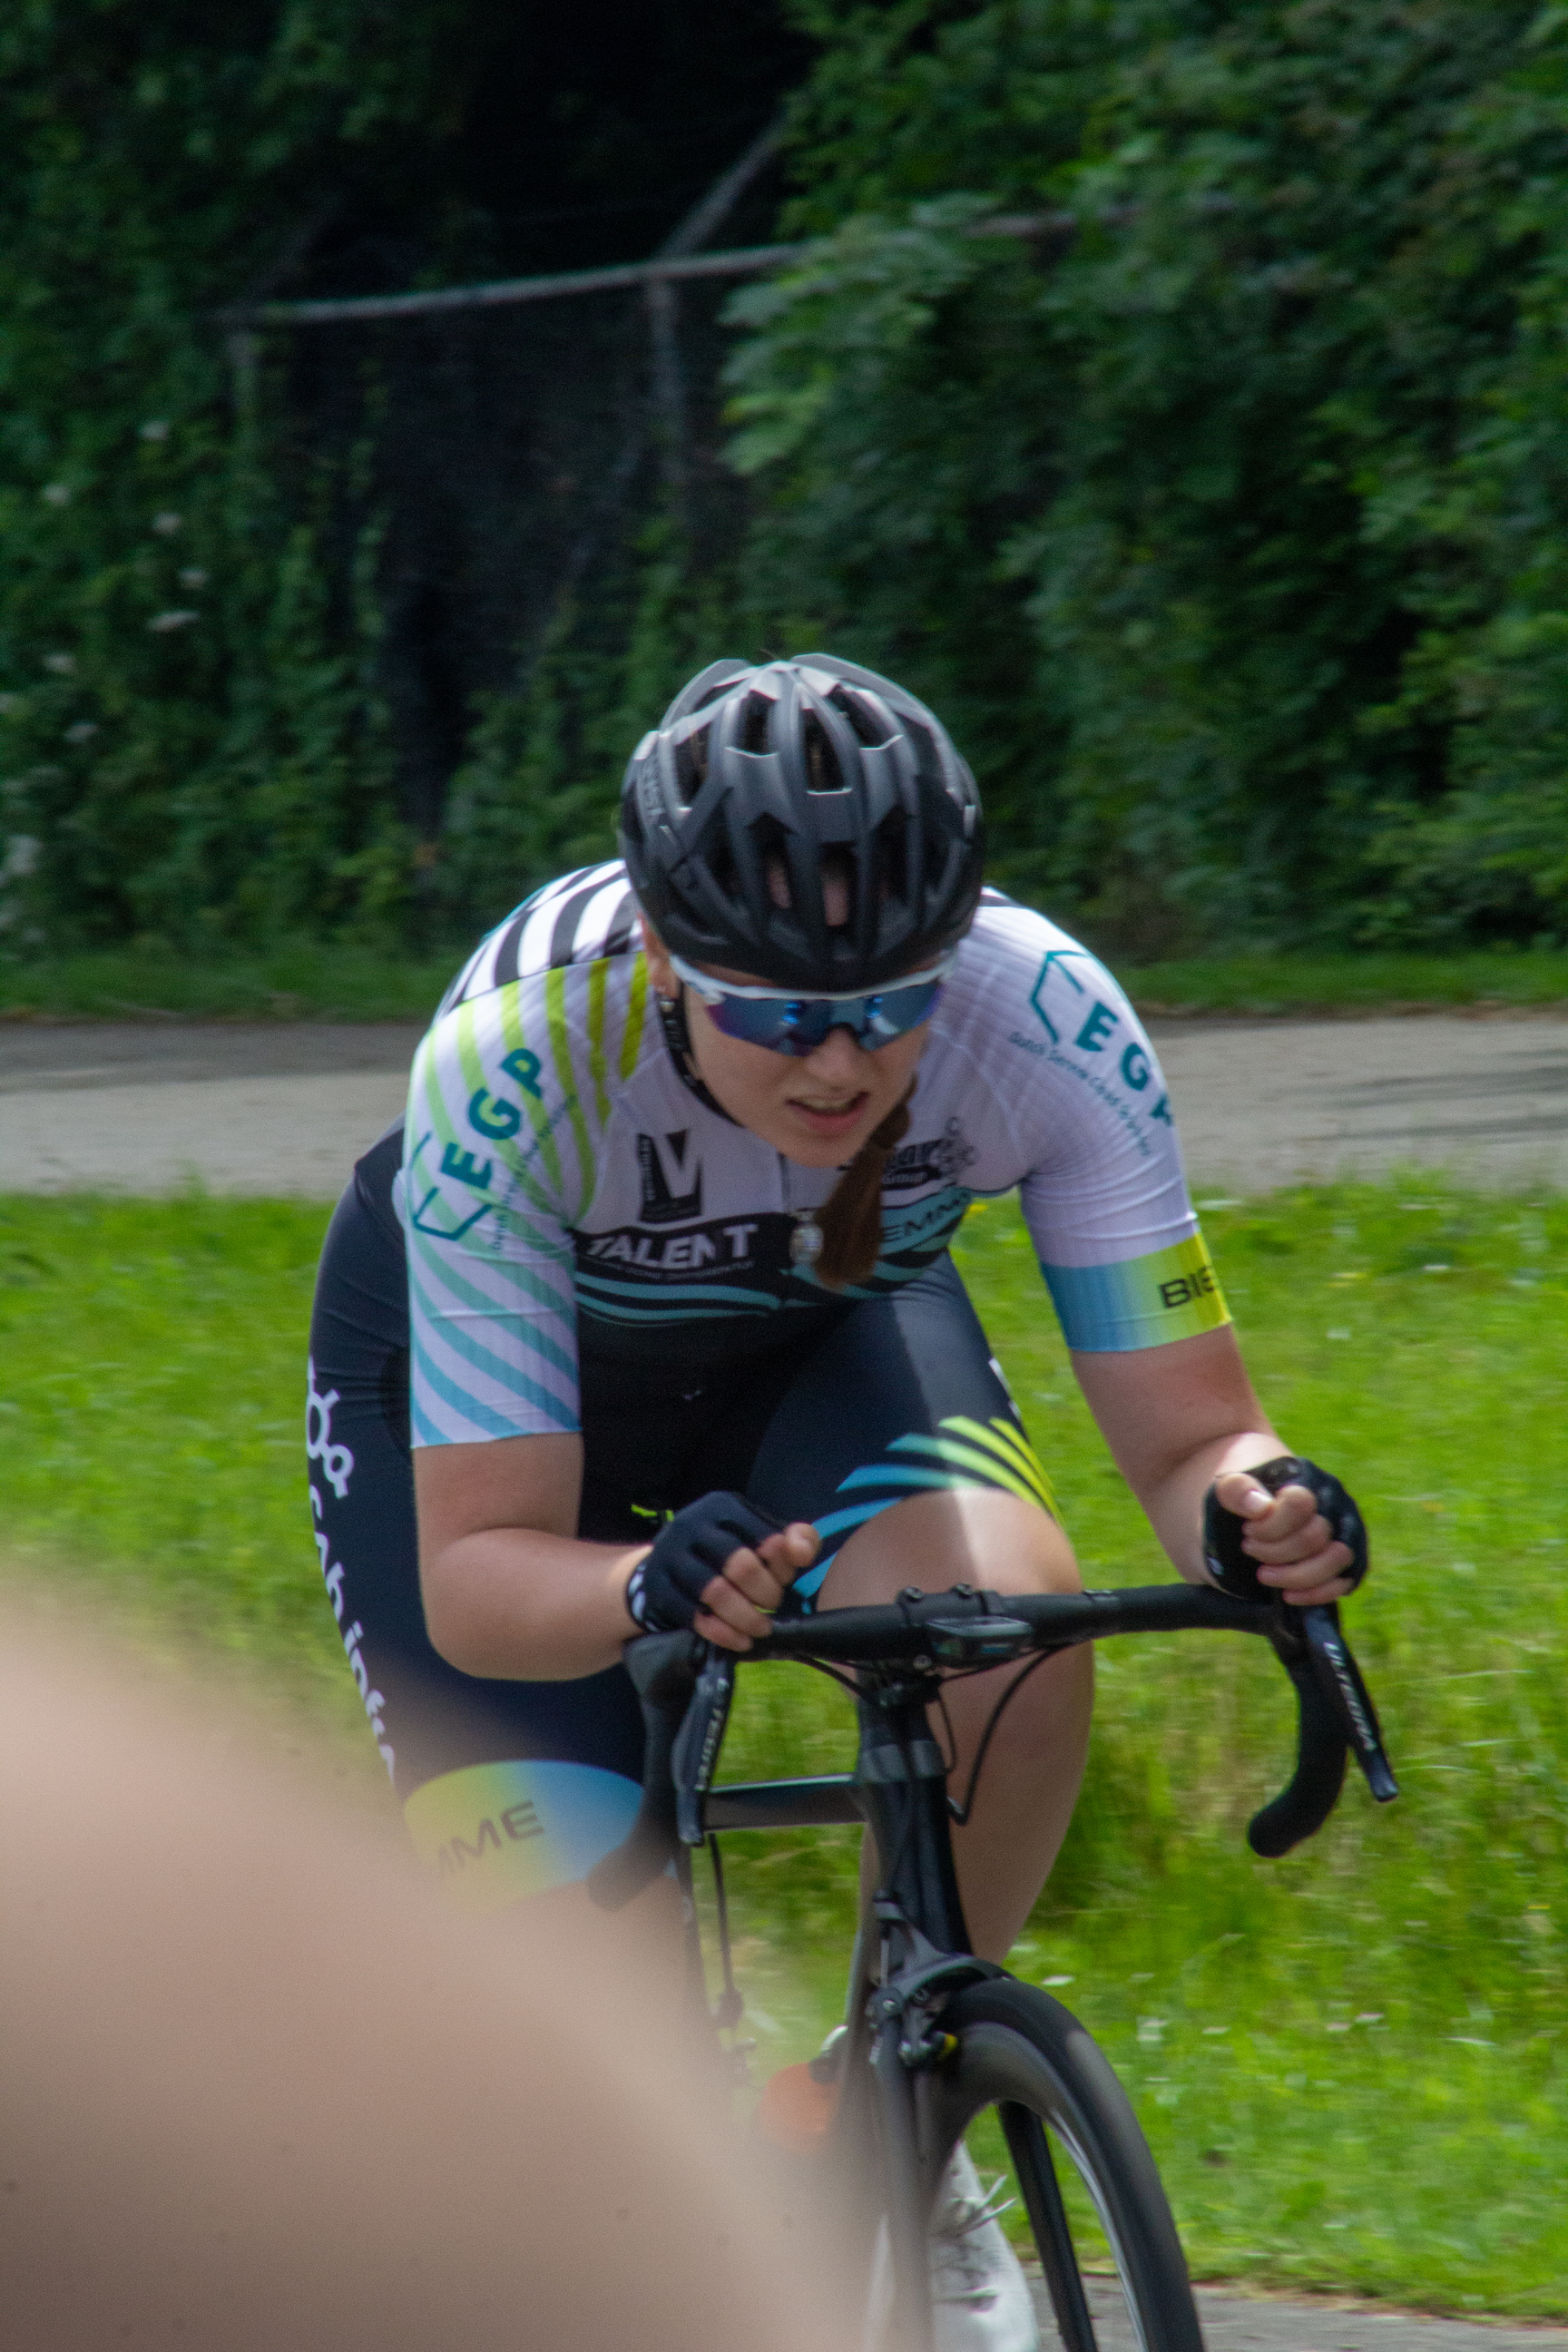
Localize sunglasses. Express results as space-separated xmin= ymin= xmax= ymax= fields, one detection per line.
xmin=668 ymin=950 xmax=954 ymax=1057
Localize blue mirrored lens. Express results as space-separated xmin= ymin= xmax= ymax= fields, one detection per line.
xmin=701 ymin=978 xmax=943 ymax=1056
xmin=865 ymin=980 xmax=946 ymax=1040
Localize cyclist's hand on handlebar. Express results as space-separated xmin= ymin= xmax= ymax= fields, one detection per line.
xmin=623 ymin=1492 xmax=819 ymax=1648
xmin=1210 ymin=1468 xmax=1357 ymax=1605
xmin=695 ymin=1520 xmax=819 ymax=1651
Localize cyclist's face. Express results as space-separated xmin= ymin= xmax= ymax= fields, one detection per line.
xmin=640 ymin=919 xmax=933 ymax=1167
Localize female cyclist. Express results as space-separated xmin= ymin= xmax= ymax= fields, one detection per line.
xmin=307 ymin=653 xmax=1366 ymax=2350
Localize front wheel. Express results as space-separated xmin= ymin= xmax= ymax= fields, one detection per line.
xmin=917 ymin=1977 xmax=1203 ymax=2352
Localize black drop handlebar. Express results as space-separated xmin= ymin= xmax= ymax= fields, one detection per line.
xmin=588 ymin=1581 xmax=1396 ymax=1911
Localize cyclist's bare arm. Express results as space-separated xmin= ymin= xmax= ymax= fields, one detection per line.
xmin=1072 ymin=1324 xmax=1356 ymax=1605
xmin=414 ymin=1437 xmax=816 ymax=1680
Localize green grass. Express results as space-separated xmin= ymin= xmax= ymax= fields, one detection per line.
xmin=0 ymin=1193 xmax=365 ymax=1737
xmin=0 ymin=937 xmax=458 ymax=1022
xmin=2 ymin=938 xmax=1564 ymax=1022
xmin=3 ymin=1179 xmax=1568 ymax=2310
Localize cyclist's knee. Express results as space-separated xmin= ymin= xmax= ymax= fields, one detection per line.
xmin=821 ymin=1486 xmax=1080 ymax=1609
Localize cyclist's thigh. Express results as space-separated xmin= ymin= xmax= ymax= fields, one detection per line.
xmin=309 ymin=1124 xmax=644 ymax=1914
xmin=741 ymin=1254 xmax=1058 ymax=1610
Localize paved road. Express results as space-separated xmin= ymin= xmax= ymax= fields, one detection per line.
xmin=0 ymin=1022 xmax=422 ymax=1199
xmin=2 ymin=1012 xmax=1565 ymax=1197
xmin=1154 ymin=1012 xmax=1568 ymax=1194
xmin=1081 ymin=2283 xmax=1568 ymax=2352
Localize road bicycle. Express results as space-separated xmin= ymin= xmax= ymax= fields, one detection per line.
xmin=590 ymin=1578 xmax=1396 ymax=2352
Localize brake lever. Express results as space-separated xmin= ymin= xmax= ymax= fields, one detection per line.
xmin=672 ymin=1643 xmax=737 ymax=1847
xmin=1247 ymin=1601 xmax=1397 ymax=1857
xmin=1298 ymin=1603 xmax=1398 ymax=1803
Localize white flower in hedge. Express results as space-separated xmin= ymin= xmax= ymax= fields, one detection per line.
xmin=1 ymin=835 xmax=41 ymax=880
xmin=147 ymin=609 xmax=200 ymax=633
xmin=43 ymin=652 xmax=75 ymax=675
xmin=151 ymin=511 xmax=182 ymax=535
xmin=64 ymin=721 xmax=99 ymax=743
xmin=140 ymin=419 xmax=170 ymax=441
xmin=178 ymin=566 xmax=208 ymax=588
xmin=42 ymin=483 xmax=71 ymax=505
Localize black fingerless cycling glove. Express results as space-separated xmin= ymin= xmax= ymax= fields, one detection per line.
xmin=1202 ymin=1455 xmax=1368 ymax=1601
xmin=624 ymin=1491 xmax=786 ymax=1632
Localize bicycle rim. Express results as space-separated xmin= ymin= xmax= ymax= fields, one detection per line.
xmin=918 ymin=1978 xmax=1203 ymax=2352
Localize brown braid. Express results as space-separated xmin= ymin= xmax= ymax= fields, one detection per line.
xmin=814 ymin=1083 xmax=916 ymax=1291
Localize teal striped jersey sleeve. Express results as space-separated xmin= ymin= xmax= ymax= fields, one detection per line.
xmin=399 ymin=957 xmax=649 ymax=1447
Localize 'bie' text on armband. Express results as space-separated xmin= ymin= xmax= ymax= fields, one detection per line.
xmin=1041 ymin=1234 xmax=1230 ymax=1353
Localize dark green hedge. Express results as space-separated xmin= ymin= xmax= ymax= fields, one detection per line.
xmin=728 ymin=0 xmax=1568 ymax=948
xmin=0 ymin=1 xmax=789 ymax=956
xmin=3 ymin=3 xmax=1565 ymax=958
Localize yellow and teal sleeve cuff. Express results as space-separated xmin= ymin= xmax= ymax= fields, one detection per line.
xmin=1042 ymin=1232 xmax=1230 ymax=1352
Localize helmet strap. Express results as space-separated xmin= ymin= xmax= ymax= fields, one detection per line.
xmin=655 ymin=988 xmax=740 ymax=1127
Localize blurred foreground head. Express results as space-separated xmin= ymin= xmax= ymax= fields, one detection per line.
xmin=0 ymin=1613 xmax=849 ymax=2352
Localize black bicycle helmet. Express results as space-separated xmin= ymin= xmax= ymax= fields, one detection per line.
xmin=618 ymin=654 xmax=984 ymax=990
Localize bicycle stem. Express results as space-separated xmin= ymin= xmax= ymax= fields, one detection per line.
xmin=853 ymin=1671 xmax=971 ymax=1959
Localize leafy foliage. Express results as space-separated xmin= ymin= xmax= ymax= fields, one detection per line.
xmin=0 ymin=1 xmax=795 ymax=956
xmin=0 ymin=1 xmax=464 ymax=950
xmin=727 ymin=1 xmax=1568 ymax=946
xmin=6 ymin=4 xmax=1567 ymax=956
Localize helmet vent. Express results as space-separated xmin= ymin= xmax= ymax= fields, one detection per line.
xmin=740 ymin=695 xmax=772 ymax=755
xmin=750 ymin=816 xmax=791 ymax=906
xmin=829 ymin=688 xmax=887 ymax=748
xmin=822 ymin=848 xmax=857 ymax=928
xmin=903 ymin=719 xmax=941 ymax=784
xmin=876 ymin=808 xmax=909 ymax=904
xmin=802 ymin=715 xmax=845 ymax=794
xmin=707 ymin=829 xmax=740 ymax=903
xmin=673 ymin=726 xmax=710 ymax=808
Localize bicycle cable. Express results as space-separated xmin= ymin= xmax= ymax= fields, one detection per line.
xmin=880 ymin=1630 xmax=1066 ymax=1828
xmin=931 ymin=1678 xmax=960 ymax=1776
xmin=798 ymin=1654 xmax=861 ymax=1701
xmin=945 ymin=1647 xmax=1059 ymax=1828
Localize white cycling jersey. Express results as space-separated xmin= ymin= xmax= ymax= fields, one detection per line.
xmin=400 ymin=863 xmax=1228 ymax=1448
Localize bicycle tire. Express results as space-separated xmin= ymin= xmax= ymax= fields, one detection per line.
xmin=917 ymin=1977 xmax=1203 ymax=2352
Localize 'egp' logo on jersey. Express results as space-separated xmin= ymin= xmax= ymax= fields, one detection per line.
xmin=636 ymin=1130 xmax=702 ymax=1225
xmin=1026 ymin=947 xmax=1106 ymax=1046
xmin=1025 ymin=951 xmax=1172 ymax=1127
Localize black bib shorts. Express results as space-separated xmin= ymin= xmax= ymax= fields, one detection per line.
xmin=307 ymin=1126 xmax=1055 ymax=1914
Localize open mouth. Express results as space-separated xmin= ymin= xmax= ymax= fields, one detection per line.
xmin=786 ymin=1091 xmax=870 ymax=1137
